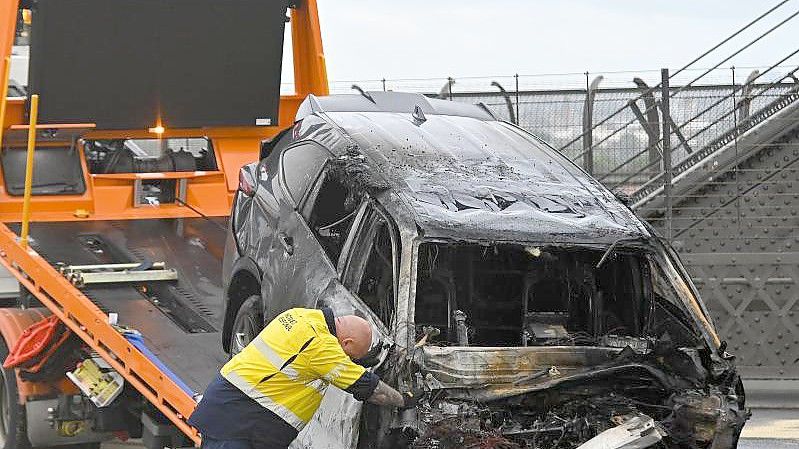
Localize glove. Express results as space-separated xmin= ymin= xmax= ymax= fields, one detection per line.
xmin=402 ymin=391 xmax=419 ymax=409
xmin=401 ymin=388 xmax=425 ymax=409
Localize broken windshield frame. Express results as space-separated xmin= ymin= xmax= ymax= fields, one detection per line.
xmin=651 ymin=244 xmax=721 ymax=349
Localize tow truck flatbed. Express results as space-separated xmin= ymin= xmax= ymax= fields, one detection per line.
xmin=0 ymin=0 xmax=329 ymax=446
xmin=11 ymin=218 xmax=229 ymax=395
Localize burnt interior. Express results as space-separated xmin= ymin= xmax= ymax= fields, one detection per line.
xmin=379 ymin=241 xmax=749 ymax=449
xmin=414 ymin=242 xmax=701 ymax=348
xmin=304 ymin=168 xmax=359 ymax=263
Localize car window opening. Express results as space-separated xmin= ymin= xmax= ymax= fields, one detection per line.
xmin=414 ymin=242 xmax=700 ymax=348
xmin=84 ymin=137 xmax=217 ymax=174
xmin=305 ymin=171 xmax=360 ymax=262
xmin=356 ymin=217 xmax=395 ymax=327
xmin=281 ymin=143 xmax=328 ymax=204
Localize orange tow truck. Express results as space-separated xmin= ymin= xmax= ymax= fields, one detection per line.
xmin=0 ymin=1 xmax=327 ymax=447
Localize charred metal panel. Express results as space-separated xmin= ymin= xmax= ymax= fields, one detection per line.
xmin=28 ymin=0 xmax=287 ymax=129
xmin=420 ymin=346 xmax=621 ymax=399
xmin=404 ymin=341 xmax=747 ymax=448
xmin=321 ymin=111 xmax=648 ymax=245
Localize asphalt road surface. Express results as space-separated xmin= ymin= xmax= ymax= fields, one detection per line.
xmin=739 ymin=440 xmax=799 ymax=449
xmin=101 ymin=408 xmax=798 ymax=448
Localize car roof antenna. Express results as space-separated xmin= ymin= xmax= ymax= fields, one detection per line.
xmin=412 ymin=105 xmax=427 ymax=125
xmin=351 ymin=84 xmax=376 ymax=104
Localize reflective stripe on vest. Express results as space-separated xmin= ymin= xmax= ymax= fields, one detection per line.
xmin=224 ymin=370 xmax=306 ymax=430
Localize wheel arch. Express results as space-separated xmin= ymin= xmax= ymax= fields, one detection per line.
xmin=222 ymin=258 xmax=262 ymax=353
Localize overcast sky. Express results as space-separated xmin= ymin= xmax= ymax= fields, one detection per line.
xmin=303 ymin=0 xmax=799 ymax=86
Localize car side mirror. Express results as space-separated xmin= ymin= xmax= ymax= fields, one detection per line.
xmin=259 ymin=125 xmax=294 ymax=159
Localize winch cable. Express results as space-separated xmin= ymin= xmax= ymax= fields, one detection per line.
xmin=175 ymin=197 xmax=227 ymax=232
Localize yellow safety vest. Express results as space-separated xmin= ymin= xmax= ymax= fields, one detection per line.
xmin=221 ymin=308 xmax=367 ymax=430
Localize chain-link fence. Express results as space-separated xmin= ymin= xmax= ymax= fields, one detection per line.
xmin=328 ymin=66 xmax=799 ymax=185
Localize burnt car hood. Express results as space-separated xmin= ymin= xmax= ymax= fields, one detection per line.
xmin=418 ymin=346 xmax=626 ymax=401
xmin=406 ymin=344 xmax=749 ymax=449
xmin=325 ymin=112 xmax=650 ymax=245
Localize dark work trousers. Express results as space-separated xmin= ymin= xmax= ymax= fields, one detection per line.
xmin=201 ymin=436 xmax=294 ymax=449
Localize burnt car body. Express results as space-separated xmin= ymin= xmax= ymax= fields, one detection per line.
xmin=223 ymin=92 xmax=749 ymax=449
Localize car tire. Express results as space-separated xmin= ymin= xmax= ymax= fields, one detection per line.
xmin=0 ymin=338 xmax=30 ymax=449
xmin=229 ymin=295 xmax=264 ymax=356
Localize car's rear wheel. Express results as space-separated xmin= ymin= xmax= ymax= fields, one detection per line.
xmin=229 ymin=295 xmax=264 ymax=356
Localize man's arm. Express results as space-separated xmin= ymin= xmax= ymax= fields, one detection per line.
xmin=307 ymin=335 xmax=412 ymax=407
xmin=366 ymin=380 xmax=405 ymax=407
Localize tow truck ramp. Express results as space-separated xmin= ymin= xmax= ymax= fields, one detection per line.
xmin=0 ymin=218 xmax=230 ymax=444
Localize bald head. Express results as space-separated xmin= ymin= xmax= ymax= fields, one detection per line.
xmin=335 ymin=315 xmax=373 ymax=360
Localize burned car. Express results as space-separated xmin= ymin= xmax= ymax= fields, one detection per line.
xmin=223 ymin=92 xmax=749 ymax=448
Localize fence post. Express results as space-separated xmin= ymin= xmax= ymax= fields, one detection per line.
xmin=491 ymin=81 xmax=516 ymax=124
xmin=514 ymin=73 xmax=520 ymax=126
xmin=448 ymin=77 xmax=454 ymax=101
xmin=661 ymin=68 xmax=673 ymax=241
xmin=582 ymin=73 xmax=602 ymax=176
xmin=381 ymin=78 xmax=386 ymax=92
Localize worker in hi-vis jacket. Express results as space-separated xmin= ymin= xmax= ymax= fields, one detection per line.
xmin=189 ymin=307 xmax=415 ymax=449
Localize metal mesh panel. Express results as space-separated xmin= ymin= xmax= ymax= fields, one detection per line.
xmin=339 ymin=67 xmax=798 ymax=185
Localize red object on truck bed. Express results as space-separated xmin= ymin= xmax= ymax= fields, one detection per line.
xmin=3 ymin=315 xmax=69 ymax=369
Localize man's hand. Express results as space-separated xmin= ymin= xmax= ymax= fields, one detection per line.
xmin=367 ymin=381 xmax=406 ymax=408
xmin=367 ymin=381 xmax=426 ymax=409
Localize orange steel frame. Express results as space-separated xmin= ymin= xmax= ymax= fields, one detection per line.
xmin=0 ymin=0 xmax=328 ymax=222
xmin=0 ymin=0 xmax=328 ymax=444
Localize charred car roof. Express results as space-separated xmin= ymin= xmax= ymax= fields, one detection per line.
xmin=296 ymin=92 xmax=650 ymax=244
